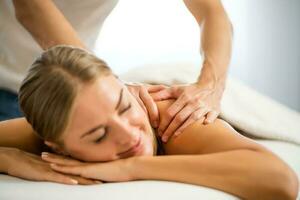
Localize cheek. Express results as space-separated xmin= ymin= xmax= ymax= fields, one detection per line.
xmin=130 ymin=103 xmax=155 ymax=155
xmin=130 ymin=100 xmax=149 ymax=122
xmin=129 ymin=108 xmax=149 ymax=131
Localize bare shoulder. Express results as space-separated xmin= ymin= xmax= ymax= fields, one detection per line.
xmin=0 ymin=118 xmax=45 ymax=154
xmin=156 ymin=100 xmax=267 ymax=155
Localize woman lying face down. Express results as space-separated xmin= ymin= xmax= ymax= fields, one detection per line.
xmin=16 ymin=46 xmax=298 ymax=200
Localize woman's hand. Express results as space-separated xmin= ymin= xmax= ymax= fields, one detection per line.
xmin=3 ymin=147 xmax=101 ymax=185
xmin=126 ymin=83 xmax=167 ymax=128
xmin=150 ymin=83 xmax=223 ymax=142
xmin=41 ymin=152 xmax=133 ymax=182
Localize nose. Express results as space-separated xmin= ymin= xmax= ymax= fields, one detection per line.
xmin=110 ymin=117 xmax=138 ymax=146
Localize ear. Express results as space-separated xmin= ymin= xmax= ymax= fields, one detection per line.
xmin=44 ymin=140 xmax=69 ymax=155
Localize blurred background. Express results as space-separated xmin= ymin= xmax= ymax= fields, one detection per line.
xmin=95 ymin=0 xmax=300 ymax=112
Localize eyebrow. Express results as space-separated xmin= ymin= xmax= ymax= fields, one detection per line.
xmin=80 ymin=88 xmax=124 ymax=139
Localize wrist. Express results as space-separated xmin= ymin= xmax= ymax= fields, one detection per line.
xmin=125 ymin=156 xmax=156 ymax=181
xmin=123 ymin=156 xmax=139 ymax=181
xmin=196 ymin=79 xmax=225 ymax=93
xmin=197 ymin=61 xmax=227 ymax=91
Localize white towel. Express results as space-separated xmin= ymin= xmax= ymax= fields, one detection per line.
xmin=120 ymin=62 xmax=300 ymax=145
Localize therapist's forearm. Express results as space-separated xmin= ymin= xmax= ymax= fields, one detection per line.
xmin=13 ymin=0 xmax=85 ymax=50
xmin=198 ymin=5 xmax=232 ymax=90
xmin=184 ymin=0 xmax=232 ymax=90
xmin=129 ymin=150 xmax=296 ymax=200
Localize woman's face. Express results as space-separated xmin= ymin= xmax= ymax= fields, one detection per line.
xmin=59 ymin=75 xmax=156 ymax=162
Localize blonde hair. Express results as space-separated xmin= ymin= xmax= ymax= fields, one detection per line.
xmin=18 ymin=45 xmax=112 ymax=143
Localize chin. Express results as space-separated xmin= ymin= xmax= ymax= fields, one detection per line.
xmin=132 ymin=145 xmax=153 ymax=158
xmin=140 ymin=130 xmax=155 ymax=156
xmin=141 ymin=142 xmax=154 ymax=156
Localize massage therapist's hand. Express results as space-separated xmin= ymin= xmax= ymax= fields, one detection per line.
xmin=150 ymin=83 xmax=223 ymax=142
xmin=42 ymin=152 xmax=133 ymax=182
xmin=2 ymin=147 xmax=100 ymax=185
xmin=126 ymin=83 xmax=167 ymax=128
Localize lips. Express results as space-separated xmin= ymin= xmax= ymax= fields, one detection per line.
xmin=118 ymin=135 xmax=142 ymax=158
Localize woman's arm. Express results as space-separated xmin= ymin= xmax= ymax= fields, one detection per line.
xmin=0 ymin=118 xmax=44 ymax=154
xmin=128 ymin=101 xmax=298 ymax=200
xmin=0 ymin=146 xmax=99 ymax=185
xmin=130 ymin=149 xmax=297 ymax=200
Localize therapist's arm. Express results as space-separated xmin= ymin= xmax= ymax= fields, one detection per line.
xmin=183 ymin=0 xmax=232 ymax=88
xmin=12 ymin=0 xmax=85 ymax=50
xmin=153 ymin=0 xmax=233 ymax=141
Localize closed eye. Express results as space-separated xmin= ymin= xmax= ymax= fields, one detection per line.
xmin=94 ymin=128 xmax=108 ymax=143
xmin=119 ymin=103 xmax=131 ymax=115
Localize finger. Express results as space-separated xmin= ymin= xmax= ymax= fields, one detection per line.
xmin=139 ymin=87 xmax=159 ymax=128
xmin=41 ymin=152 xmax=82 ymax=166
xmin=173 ymin=108 xmax=209 ymax=137
xmin=44 ymin=171 xmax=79 ymax=185
xmin=126 ymin=85 xmax=146 ymax=112
xmin=147 ymin=84 xmax=168 ymax=93
xmin=203 ymin=111 xmax=219 ymax=125
xmin=150 ymin=88 xmax=174 ymax=101
xmin=133 ymin=91 xmax=147 ymax=113
xmin=160 ymin=104 xmax=195 ymax=142
xmin=174 ymin=116 xmax=206 ymax=138
xmin=68 ymin=175 xmax=102 ymax=185
xmin=50 ymin=163 xmax=83 ymax=176
xmin=158 ymin=96 xmax=188 ymax=136
xmin=167 ymin=107 xmax=208 ymax=141
xmin=45 ymin=170 xmax=101 ymax=185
